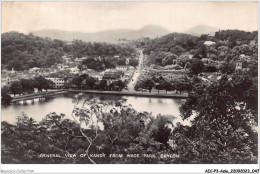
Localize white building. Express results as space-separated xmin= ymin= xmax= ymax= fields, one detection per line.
xmin=103 ymin=71 xmax=124 ymax=85
xmin=235 ymin=61 xmax=243 ymax=71
xmin=29 ymin=67 xmax=40 ymax=73
xmin=150 ymin=69 xmax=187 ymax=81
xmin=204 ymin=41 xmax=216 ymax=46
xmin=116 ymin=65 xmax=129 ymax=71
xmin=1 ymin=76 xmax=20 ymax=87
xmin=69 ymin=67 xmax=80 ymax=74
xmin=46 ymin=76 xmax=66 ymax=88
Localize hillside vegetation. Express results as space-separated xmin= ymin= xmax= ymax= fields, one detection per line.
xmin=143 ymin=30 xmax=258 ymax=68
xmin=1 ymin=32 xmax=136 ymax=71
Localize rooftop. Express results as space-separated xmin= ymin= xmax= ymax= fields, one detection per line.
xmin=103 ymin=71 xmax=124 ymax=79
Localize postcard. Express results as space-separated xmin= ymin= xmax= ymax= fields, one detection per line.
xmin=1 ymin=1 xmax=259 ymax=173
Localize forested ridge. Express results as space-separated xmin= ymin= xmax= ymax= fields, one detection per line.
xmin=2 ymin=30 xmax=257 ymax=71
xmin=143 ymin=30 xmax=258 ymax=68
xmin=1 ymin=32 xmax=136 ymax=71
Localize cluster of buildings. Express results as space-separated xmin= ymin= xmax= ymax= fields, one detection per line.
xmin=235 ymin=54 xmax=257 ymax=72
xmin=103 ymin=70 xmax=125 ymax=85
xmin=102 ymin=58 xmax=135 ymax=85
xmin=1 ymin=54 xmax=136 ymax=89
xmin=150 ymin=69 xmax=188 ymax=81
xmin=1 ymin=55 xmax=78 ymax=88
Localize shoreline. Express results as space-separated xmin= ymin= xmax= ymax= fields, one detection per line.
xmin=68 ymin=89 xmax=188 ymax=99
xmin=10 ymin=89 xmax=188 ymax=103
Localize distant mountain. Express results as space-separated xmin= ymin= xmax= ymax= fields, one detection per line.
xmin=186 ymin=25 xmax=219 ymax=36
xmin=32 ymin=25 xmax=170 ymax=43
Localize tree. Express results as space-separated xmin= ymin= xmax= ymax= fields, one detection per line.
xmin=174 ymin=75 xmax=258 ymax=163
xmin=129 ymin=59 xmax=138 ymax=67
xmin=144 ymin=79 xmax=154 ymax=93
xmin=219 ymin=62 xmax=235 ymax=74
xmin=186 ymin=39 xmax=196 ymax=49
xmin=155 ymin=83 xmax=163 ymax=93
xmin=172 ymin=78 xmax=192 ymax=94
xmin=1 ymin=86 xmax=12 ymax=105
xmin=190 ymin=58 xmax=204 ymax=75
xmin=247 ymin=64 xmax=258 ymax=77
xmin=170 ymin=45 xmax=186 ymax=56
xmin=108 ymin=83 xmax=115 ymax=91
xmin=199 ymin=44 xmax=207 ymax=58
xmin=150 ymin=115 xmax=174 ymax=146
xmin=34 ymin=76 xmax=54 ymax=92
xmin=71 ymin=75 xmax=82 ymax=89
xmin=9 ymin=81 xmax=23 ymax=96
xmin=20 ymin=78 xmax=35 ymax=93
xmin=116 ymin=58 xmax=126 ymax=65
xmin=77 ymin=64 xmax=83 ymax=71
xmin=1 ymin=32 xmax=135 ymax=71
xmin=98 ymin=80 xmax=108 ymax=90
xmin=162 ymin=81 xmax=173 ymax=94
xmin=43 ymin=79 xmax=55 ymax=91
xmin=204 ymin=65 xmax=218 ymax=72
xmin=162 ymin=55 xmax=177 ymax=66
xmin=1 ymin=32 xmax=64 ymax=71
xmin=110 ymin=80 xmax=125 ymax=91
xmin=84 ymin=76 xmax=97 ymax=90
xmin=1 ymin=97 xmax=177 ymax=164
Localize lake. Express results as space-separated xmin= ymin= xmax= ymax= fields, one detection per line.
xmin=1 ymin=94 xmax=192 ymax=125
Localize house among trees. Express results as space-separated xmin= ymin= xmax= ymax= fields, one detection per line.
xmin=75 ymin=58 xmax=86 ymax=63
xmin=150 ymin=69 xmax=187 ymax=81
xmin=28 ymin=67 xmax=40 ymax=73
xmin=46 ymin=76 xmax=66 ymax=88
xmin=204 ymin=40 xmax=216 ymax=46
xmin=1 ymin=75 xmax=20 ymax=87
xmin=235 ymin=60 xmax=250 ymax=72
xmin=102 ymin=70 xmax=124 ymax=85
xmin=239 ymin=54 xmax=251 ymax=62
xmin=116 ymin=65 xmax=129 ymax=71
xmin=69 ymin=67 xmax=80 ymax=74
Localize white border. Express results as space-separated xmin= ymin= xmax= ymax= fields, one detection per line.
xmin=0 ymin=0 xmax=259 ymax=174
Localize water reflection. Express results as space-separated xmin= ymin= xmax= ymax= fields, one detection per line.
xmin=1 ymin=94 xmax=190 ymax=125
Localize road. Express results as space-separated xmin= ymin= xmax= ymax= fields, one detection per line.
xmin=69 ymin=89 xmax=188 ymax=99
xmin=127 ymin=49 xmax=143 ymax=92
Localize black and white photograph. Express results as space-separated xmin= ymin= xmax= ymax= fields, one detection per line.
xmin=0 ymin=1 xmax=259 ymax=173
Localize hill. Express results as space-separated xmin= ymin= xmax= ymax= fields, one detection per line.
xmin=186 ymin=25 xmax=219 ymax=36
xmin=32 ymin=25 xmax=170 ymax=43
xmin=142 ymin=29 xmax=258 ymax=68
xmin=1 ymin=32 xmax=136 ymax=71
xmin=143 ymin=32 xmax=198 ymax=55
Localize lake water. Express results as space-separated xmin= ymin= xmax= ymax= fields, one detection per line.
xmin=1 ymin=94 xmax=192 ymax=125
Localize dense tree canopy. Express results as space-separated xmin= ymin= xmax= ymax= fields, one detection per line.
xmin=1 ymin=32 xmax=136 ymax=71
xmin=1 ymin=98 xmax=176 ymax=164
xmin=143 ymin=30 xmax=257 ymax=71
xmin=5 ymin=76 xmax=54 ymax=97
xmin=1 ymin=86 xmax=12 ymax=105
xmin=190 ymin=58 xmax=204 ymax=75
xmin=81 ymin=57 xmax=116 ymax=71
xmin=70 ymin=74 xmax=97 ymax=89
xmin=175 ymin=75 xmax=258 ymax=163
xmin=215 ymin=30 xmax=258 ymax=44
xmin=2 ymin=32 xmax=64 ymax=70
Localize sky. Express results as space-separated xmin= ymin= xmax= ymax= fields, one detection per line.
xmin=1 ymin=1 xmax=258 ymax=34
